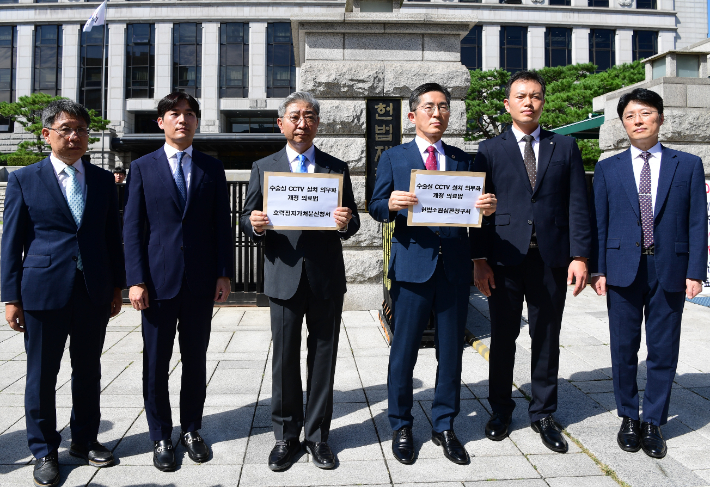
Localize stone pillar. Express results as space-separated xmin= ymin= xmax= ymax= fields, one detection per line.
xmin=249 ymin=22 xmax=268 ymax=101
xmin=571 ymin=27 xmax=590 ymax=65
xmin=570 ymin=0 xmax=587 ymax=6
xmin=615 ymin=28 xmax=633 ymax=66
xmin=15 ymin=25 xmax=34 ymax=132
xmin=658 ymin=30 xmax=676 ymax=53
xmin=61 ymin=24 xmax=81 ymax=101
xmin=482 ymin=24 xmax=500 ymax=71
xmin=154 ymin=23 xmax=173 ymax=100
xmin=528 ymin=26 xmax=546 ymax=70
xmin=658 ymin=0 xmax=674 ymax=10
xmin=107 ymin=23 xmax=126 ymax=135
xmin=201 ymin=23 xmax=220 ymax=133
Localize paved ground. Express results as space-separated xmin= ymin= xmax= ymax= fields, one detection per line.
xmin=0 ymin=286 xmax=708 ymax=487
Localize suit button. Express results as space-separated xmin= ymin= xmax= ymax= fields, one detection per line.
xmin=637 ymin=220 xmax=640 ymax=226
xmin=180 ymin=246 xmax=184 ymax=251
xmin=531 ymin=198 xmax=536 ymax=203
xmin=435 ymin=231 xmax=440 ymax=235
xmin=636 ymin=242 xmax=639 ymax=247
xmin=527 ymin=220 xmax=533 ymax=225
xmin=72 ymin=256 xmax=78 ymax=262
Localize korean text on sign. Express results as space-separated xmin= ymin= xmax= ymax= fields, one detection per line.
xmin=407 ymin=170 xmax=486 ymax=227
xmin=263 ymin=172 xmax=343 ymax=230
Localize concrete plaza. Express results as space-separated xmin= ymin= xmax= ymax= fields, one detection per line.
xmin=0 ymin=286 xmax=708 ymax=487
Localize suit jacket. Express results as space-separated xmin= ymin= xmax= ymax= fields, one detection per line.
xmin=123 ymin=148 xmax=233 ymax=300
xmin=590 ymin=146 xmax=708 ymax=292
xmin=239 ymin=146 xmax=360 ymax=301
xmin=1 ymin=157 xmax=125 ymax=310
xmin=368 ymin=139 xmax=473 ymax=285
xmin=470 ymin=128 xmax=591 ymax=268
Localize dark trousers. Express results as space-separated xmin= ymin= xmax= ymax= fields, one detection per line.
xmin=608 ymin=254 xmax=685 ymax=426
xmin=141 ymin=279 xmax=214 ymax=441
xmin=388 ymin=260 xmax=469 ymax=433
xmin=269 ymin=270 xmax=343 ymax=443
xmin=24 ymin=271 xmax=110 ymax=458
xmin=488 ymin=248 xmax=568 ymax=422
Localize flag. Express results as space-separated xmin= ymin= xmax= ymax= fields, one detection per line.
xmin=83 ymin=1 xmax=107 ymax=33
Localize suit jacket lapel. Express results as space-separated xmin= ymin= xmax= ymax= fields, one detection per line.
xmin=313 ymin=147 xmax=331 ymax=174
xmin=441 ymin=142 xmax=468 ymax=172
xmin=404 ymin=139 xmax=426 ymax=170
xmin=37 ymin=157 xmax=76 ymax=226
xmin=154 ymin=149 xmax=184 ymax=212
xmin=272 ymin=146 xmax=291 ymax=173
xmin=184 ymin=150 xmax=205 ymax=215
xmin=502 ymin=130 xmax=533 ymax=195
xmin=617 ymin=149 xmax=641 ymax=220
xmin=80 ymin=162 xmax=99 ymax=229
xmin=654 ymin=146 xmax=678 ymax=220
xmin=533 ymin=131 xmax=555 ymax=195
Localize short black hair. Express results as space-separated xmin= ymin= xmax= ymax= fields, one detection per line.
xmin=505 ymin=70 xmax=546 ymax=99
xmin=113 ymin=166 xmax=126 ymax=174
xmin=409 ymin=83 xmax=451 ymax=112
xmin=617 ymin=88 xmax=664 ymax=120
xmin=42 ymin=99 xmax=91 ymax=128
xmin=157 ymin=92 xmax=200 ymax=119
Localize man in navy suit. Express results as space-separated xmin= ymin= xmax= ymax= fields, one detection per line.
xmin=369 ymin=83 xmax=497 ymax=465
xmin=590 ymin=88 xmax=707 ymax=459
xmin=471 ymin=71 xmax=591 ymax=453
xmin=123 ymin=92 xmax=233 ymax=471
xmin=2 ymin=100 xmax=125 ymax=487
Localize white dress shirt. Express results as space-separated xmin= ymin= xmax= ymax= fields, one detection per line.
xmin=50 ymin=153 xmax=86 ymax=203
xmin=163 ymin=143 xmax=193 ymax=190
xmin=414 ymin=136 xmax=446 ymax=171
xmin=630 ymin=142 xmax=662 ymax=214
xmin=510 ymin=124 xmax=541 ymax=169
xmin=285 ymin=144 xmax=316 ymax=173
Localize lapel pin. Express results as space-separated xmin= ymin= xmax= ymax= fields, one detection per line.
xmin=550 ymin=142 xmax=553 ymax=145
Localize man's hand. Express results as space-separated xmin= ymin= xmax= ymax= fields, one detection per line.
xmin=250 ymin=210 xmax=270 ymax=233
xmin=568 ymin=257 xmax=588 ymax=297
xmin=334 ymin=207 xmax=352 ymax=230
xmin=475 ymin=193 xmax=497 ymax=216
xmin=473 ymin=260 xmax=496 ymax=297
xmin=214 ymin=277 xmax=231 ymax=303
xmin=686 ymin=279 xmax=703 ymax=299
xmin=129 ymin=284 xmax=149 ymax=311
xmin=110 ymin=288 xmax=123 ymax=317
xmin=6 ymin=303 xmax=26 ymax=333
xmin=590 ymin=275 xmax=607 ymax=296
xmin=388 ymin=191 xmax=418 ymax=212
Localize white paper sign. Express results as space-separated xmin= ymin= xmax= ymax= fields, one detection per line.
xmin=407 ymin=170 xmax=485 ymax=227
xmin=263 ymin=172 xmax=343 ymax=230
xmin=701 ymin=179 xmax=710 ymax=296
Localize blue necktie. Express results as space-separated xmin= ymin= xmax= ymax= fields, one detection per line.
xmin=295 ymin=154 xmax=307 ymax=173
xmin=174 ymin=151 xmax=187 ymax=211
xmin=64 ymin=165 xmax=84 ymax=271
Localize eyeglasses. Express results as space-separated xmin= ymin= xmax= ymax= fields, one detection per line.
xmin=284 ymin=114 xmax=318 ymax=126
xmin=623 ymin=110 xmax=659 ymax=122
xmin=414 ymin=104 xmax=450 ymax=115
xmin=50 ymin=127 xmax=90 ymax=138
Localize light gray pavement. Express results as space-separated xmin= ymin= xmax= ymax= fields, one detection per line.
xmin=0 ymin=286 xmax=708 ymax=487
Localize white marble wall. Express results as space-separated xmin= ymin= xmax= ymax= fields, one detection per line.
xmin=154 ymin=23 xmax=173 ymax=101
xmin=658 ymin=30 xmax=676 ymax=54
xmin=572 ymin=27 xmax=591 ymax=65
xmin=481 ymin=24 xmax=500 ymax=71
xmin=201 ymin=22 xmax=220 ymax=133
xmin=61 ymin=24 xmax=80 ymax=102
xmin=249 ymin=22 xmax=268 ymax=101
xmin=615 ymin=28 xmax=633 ymax=65
xmin=528 ymin=26 xmax=546 ymax=70
xmin=107 ymin=23 xmax=126 ymax=134
xmin=15 ymin=25 xmax=34 ymax=99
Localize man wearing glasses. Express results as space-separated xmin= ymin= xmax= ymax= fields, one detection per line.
xmin=369 ymin=83 xmax=497 ymax=465
xmin=240 ymin=91 xmax=360 ymax=471
xmin=2 ymin=100 xmax=125 ymax=487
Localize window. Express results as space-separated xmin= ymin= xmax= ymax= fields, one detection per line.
xmin=125 ymin=24 xmax=155 ymax=99
xmin=35 ymin=0 xmax=58 ymax=2
xmin=632 ymin=30 xmax=657 ymax=61
xmin=227 ymin=113 xmax=279 ymax=133
xmin=588 ymin=0 xmax=609 ymax=6
xmin=34 ymin=25 xmax=62 ymax=96
xmin=636 ymin=0 xmax=656 ymax=8
xmin=458 ymin=0 xmax=481 ymax=3
xmin=461 ymin=26 xmax=482 ymax=71
xmin=220 ymin=23 xmax=249 ymax=98
xmin=549 ymin=0 xmax=571 ymax=5
xmin=499 ymin=0 xmax=522 ymax=3
xmin=133 ymin=112 xmax=163 ymax=134
xmin=545 ymin=27 xmax=572 ymax=68
xmin=500 ymin=26 xmax=527 ymax=74
xmin=0 ymin=26 xmax=17 ymax=133
xmin=80 ymin=26 xmax=107 ymax=114
xmin=266 ymin=22 xmax=296 ymax=98
xmin=589 ymin=29 xmax=615 ymax=73
xmin=0 ymin=0 xmax=19 ymax=4
xmin=173 ymin=23 xmax=202 ymax=98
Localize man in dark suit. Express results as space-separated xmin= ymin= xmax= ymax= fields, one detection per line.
xmin=2 ymin=100 xmax=125 ymax=487
xmin=590 ymin=88 xmax=707 ymax=459
xmin=122 ymin=92 xmax=233 ymax=471
xmin=369 ymin=83 xmax=497 ymax=465
xmin=240 ymin=91 xmax=359 ymax=471
xmin=471 ymin=71 xmax=591 ymax=453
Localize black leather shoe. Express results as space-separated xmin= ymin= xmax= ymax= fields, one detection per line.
xmin=531 ymin=415 xmax=568 ymax=453
xmin=431 ymin=430 xmax=470 ymax=465
xmin=153 ymin=439 xmax=176 ymax=472
xmin=181 ymin=431 xmax=210 ymax=463
xmin=640 ymin=422 xmax=667 ymax=459
xmin=617 ymin=417 xmax=641 ymax=453
xmin=304 ymin=440 xmax=336 ymax=469
xmin=485 ymin=413 xmax=512 ymax=441
xmin=33 ymin=451 xmax=60 ymax=487
xmin=268 ymin=439 xmax=301 ymax=472
xmin=69 ymin=441 xmax=115 ymax=467
xmin=391 ymin=427 xmax=415 ymax=465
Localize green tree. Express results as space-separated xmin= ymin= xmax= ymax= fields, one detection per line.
xmin=464 ymin=69 xmax=510 ymax=140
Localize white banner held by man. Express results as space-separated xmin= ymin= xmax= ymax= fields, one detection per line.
xmin=407 ymin=170 xmax=486 ymax=227
xmin=83 ymin=0 xmax=107 ymax=32
xmin=263 ymin=172 xmax=343 ymax=230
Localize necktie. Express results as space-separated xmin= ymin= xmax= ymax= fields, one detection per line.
xmin=295 ymin=154 xmax=308 ymax=173
xmin=174 ymin=151 xmax=187 ymax=211
xmin=522 ymin=134 xmax=537 ymax=188
xmin=639 ymin=151 xmax=654 ymax=248
xmin=64 ymin=165 xmax=84 ymax=271
xmin=425 ymin=146 xmax=437 ymax=170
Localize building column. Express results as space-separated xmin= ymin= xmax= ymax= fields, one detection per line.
xmin=107 ymin=22 xmax=126 ymax=134
xmin=16 ymin=25 xmax=34 ymax=99
xmin=658 ymin=30 xmax=676 ymax=54
xmin=616 ymin=28 xmax=633 ymax=65
xmin=571 ymin=27 xmax=590 ymax=65
xmin=154 ymin=23 xmax=173 ymax=100
xmin=657 ymin=0 xmax=674 ymax=10
xmin=481 ymin=24 xmax=500 ymax=71
xmin=201 ymin=23 xmax=220 ymax=133
xmin=528 ymin=26 xmax=545 ymax=70
xmin=570 ymin=0 xmax=587 ymax=6
xmin=61 ymin=24 xmax=81 ymax=102
xmin=249 ymin=22 xmax=267 ymax=101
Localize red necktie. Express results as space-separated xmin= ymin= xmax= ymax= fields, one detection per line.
xmin=425 ymin=146 xmax=437 ymax=171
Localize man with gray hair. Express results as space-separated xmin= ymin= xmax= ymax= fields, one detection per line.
xmin=240 ymin=91 xmax=360 ymax=471
xmin=2 ymin=100 xmax=125 ymax=487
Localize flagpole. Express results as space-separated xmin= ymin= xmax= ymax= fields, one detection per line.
xmin=100 ymin=21 xmax=106 ymax=169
